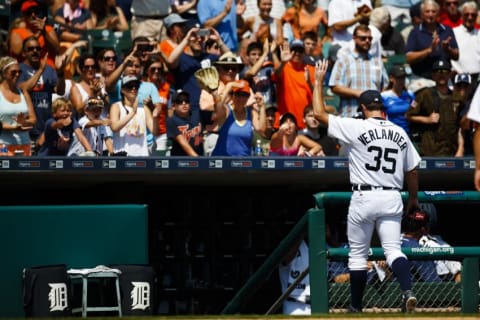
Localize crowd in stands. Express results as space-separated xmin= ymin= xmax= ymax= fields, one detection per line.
xmin=0 ymin=0 xmax=479 ymax=157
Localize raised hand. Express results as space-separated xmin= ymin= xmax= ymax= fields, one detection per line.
xmin=314 ymin=58 xmax=328 ymax=85
xmin=279 ymin=42 xmax=292 ymax=62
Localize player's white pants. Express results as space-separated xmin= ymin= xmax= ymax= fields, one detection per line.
xmin=347 ymin=190 xmax=407 ymax=270
xmin=283 ymin=300 xmax=311 ymax=315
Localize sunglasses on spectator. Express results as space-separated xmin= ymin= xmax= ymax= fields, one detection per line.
xmin=445 ymin=1 xmax=459 ymax=6
xmin=123 ymin=84 xmax=139 ymax=91
xmin=82 ymin=64 xmax=96 ymax=70
xmin=9 ymin=69 xmax=22 ymax=77
xmin=103 ymin=55 xmax=117 ymax=62
xmin=434 ymin=69 xmax=450 ymax=74
xmin=24 ymin=7 xmax=43 ymax=17
xmin=220 ymin=65 xmax=239 ymax=72
xmin=149 ymin=67 xmax=163 ymax=73
xmin=355 ymin=35 xmax=373 ymax=41
xmin=233 ymin=92 xmax=250 ymax=98
xmin=26 ymin=46 xmax=41 ymax=52
xmin=175 ymin=99 xmax=189 ymax=104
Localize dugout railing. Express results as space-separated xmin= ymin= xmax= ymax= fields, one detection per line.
xmin=222 ymin=191 xmax=480 ymax=315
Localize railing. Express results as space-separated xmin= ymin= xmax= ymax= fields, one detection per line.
xmin=223 ymin=191 xmax=480 ymax=314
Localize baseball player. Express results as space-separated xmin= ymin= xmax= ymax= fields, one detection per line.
xmin=312 ymin=59 xmax=422 ymax=313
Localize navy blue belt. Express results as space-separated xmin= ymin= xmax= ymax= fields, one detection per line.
xmin=287 ymin=297 xmax=310 ymax=304
xmin=352 ymin=185 xmax=399 ymax=191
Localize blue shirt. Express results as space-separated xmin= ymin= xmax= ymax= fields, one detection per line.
xmin=401 ymin=235 xmax=442 ymax=282
xmin=381 ymin=89 xmax=415 ymax=134
xmin=167 ymin=109 xmax=204 ymax=156
xmin=405 ymin=23 xmax=459 ymax=79
xmin=197 ymin=0 xmax=238 ymax=52
xmin=212 ymin=105 xmax=254 ymax=156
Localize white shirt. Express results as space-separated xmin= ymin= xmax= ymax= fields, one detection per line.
xmin=242 ymin=0 xmax=285 ymax=20
xmin=451 ymin=25 xmax=480 ymax=74
xmin=328 ymin=0 xmax=372 ymax=48
xmin=328 ymin=115 xmax=421 ymax=188
xmin=467 ymin=84 xmax=480 ymax=123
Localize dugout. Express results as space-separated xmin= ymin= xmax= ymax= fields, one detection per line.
xmin=0 ymin=156 xmax=477 ymax=316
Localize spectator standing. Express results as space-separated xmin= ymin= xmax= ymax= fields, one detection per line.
xmin=96 ymin=48 xmax=118 ymax=87
xmin=313 ymin=61 xmax=421 ymax=314
xmin=327 ymin=0 xmax=371 ymax=50
xmin=438 ymin=0 xmax=463 ymax=28
xmin=405 ymin=0 xmax=459 ymax=80
xmin=171 ymin=0 xmax=198 ymax=23
xmin=269 ymin=112 xmax=324 ymax=156
xmin=381 ymin=0 xmax=421 ymax=28
xmin=253 ymin=103 xmax=277 ymax=155
xmin=70 ymin=53 xmax=108 ymax=116
xmin=8 ymin=0 xmax=60 ymax=69
xmin=299 ymin=105 xmax=339 ymax=156
xmin=89 ymin=0 xmax=129 ymax=31
xmin=159 ymin=13 xmax=188 ymax=58
xmin=406 ymin=59 xmax=464 ymax=156
xmin=38 ymin=97 xmax=92 ymax=156
xmin=16 ymin=37 xmax=63 ymax=151
xmin=281 ymin=0 xmax=327 ymax=41
xmin=328 ymin=24 xmax=388 ymax=118
xmin=109 ymin=75 xmax=160 ymax=156
xmin=454 ymin=73 xmax=474 ymax=157
xmin=67 ymin=97 xmax=114 ymax=156
xmin=239 ymin=40 xmax=276 ymax=107
xmin=380 ymin=10 xmax=407 ymax=57
xmin=167 ymin=90 xmax=204 ymax=156
xmin=211 ymin=80 xmax=265 ymax=156
xmin=130 ymin=0 xmax=171 ymax=41
xmin=381 ymin=65 xmax=415 ymax=134
xmin=0 ymin=56 xmax=36 ymax=156
xmin=237 ymin=0 xmax=283 ymax=61
xmin=164 ymin=27 xmax=226 ymax=121
xmin=53 ymin=0 xmax=94 ymax=44
xmin=197 ymin=0 xmax=238 ymax=52
xmin=274 ymin=39 xmax=315 ymax=130
xmin=302 ymin=31 xmax=323 ymax=65
xmin=144 ymin=56 xmax=171 ymax=155
xmin=452 ymin=1 xmax=480 ymax=86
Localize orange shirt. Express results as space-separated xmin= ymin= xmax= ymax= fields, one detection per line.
xmin=10 ymin=26 xmax=57 ymax=69
xmin=155 ymin=80 xmax=170 ymax=135
xmin=282 ymin=7 xmax=328 ymax=40
xmin=273 ymin=62 xmax=315 ymax=130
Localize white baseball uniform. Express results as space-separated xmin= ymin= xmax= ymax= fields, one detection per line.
xmin=328 ymin=114 xmax=421 ymax=270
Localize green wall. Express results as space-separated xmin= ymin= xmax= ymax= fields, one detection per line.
xmin=0 ymin=204 xmax=148 ymax=317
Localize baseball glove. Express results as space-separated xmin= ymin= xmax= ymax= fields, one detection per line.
xmin=194 ymin=66 xmax=219 ymax=91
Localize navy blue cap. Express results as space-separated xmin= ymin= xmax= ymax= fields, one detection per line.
xmin=432 ymin=60 xmax=451 ymax=72
xmin=358 ymin=90 xmax=382 ymax=106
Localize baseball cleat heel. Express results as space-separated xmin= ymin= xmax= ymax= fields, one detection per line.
xmin=401 ymin=290 xmax=417 ymax=313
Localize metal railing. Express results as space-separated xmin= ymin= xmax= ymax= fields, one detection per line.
xmin=223 ymin=191 xmax=480 ymax=314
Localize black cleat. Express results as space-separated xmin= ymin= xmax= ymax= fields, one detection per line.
xmin=347 ymin=305 xmax=362 ymax=313
xmin=401 ymin=290 xmax=417 ymax=313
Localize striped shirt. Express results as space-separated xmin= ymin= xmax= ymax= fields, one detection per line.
xmin=328 ymin=48 xmax=388 ymax=117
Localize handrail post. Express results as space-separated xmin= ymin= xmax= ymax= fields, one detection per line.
xmin=461 ymin=257 xmax=479 ymax=313
xmin=308 ymin=208 xmax=328 ymax=313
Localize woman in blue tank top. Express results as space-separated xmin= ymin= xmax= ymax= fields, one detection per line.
xmin=211 ymin=80 xmax=266 ymax=156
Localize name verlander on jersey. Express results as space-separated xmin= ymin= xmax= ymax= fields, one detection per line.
xmin=357 ymin=128 xmax=408 ymax=151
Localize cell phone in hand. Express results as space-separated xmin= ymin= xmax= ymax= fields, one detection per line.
xmin=137 ymin=43 xmax=154 ymax=52
xmin=197 ymin=28 xmax=210 ymax=37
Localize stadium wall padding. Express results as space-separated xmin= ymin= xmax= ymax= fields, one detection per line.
xmin=0 ymin=204 xmax=148 ymax=317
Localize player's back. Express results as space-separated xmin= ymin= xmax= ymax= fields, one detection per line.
xmin=328 ymin=116 xmax=421 ymax=188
